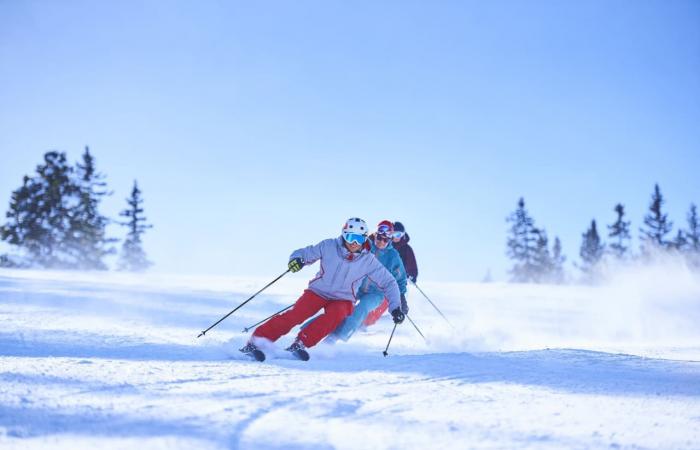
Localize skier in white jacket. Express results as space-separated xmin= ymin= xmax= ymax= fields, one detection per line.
xmin=241 ymin=218 xmax=404 ymax=359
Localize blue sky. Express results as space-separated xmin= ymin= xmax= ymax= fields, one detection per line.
xmin=1 ymin=0 xmax=699 ymax=282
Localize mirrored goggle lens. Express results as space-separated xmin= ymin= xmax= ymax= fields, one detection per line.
xmin=392 ymin=231 xmax=405 ymax=239
xmin=377 ymin=225 xmax=393 ymax=235
xmin=343 ymin=233 xmax=367 ymax=245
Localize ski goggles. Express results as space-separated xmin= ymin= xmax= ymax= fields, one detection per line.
xmin=375 ymin=234 xmax=391 ymax=243
xmin=377 ymin=224 xmax=393 ymax=236
xmin=392 ymin=231 xmax=405 ymax=239
xmin=343 ymin=233 xmax=367 ymax=245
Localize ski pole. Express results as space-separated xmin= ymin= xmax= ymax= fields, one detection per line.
xmin=382 ymin=322 xmax=398 ymax=357
xmin=197 ymin=269 xmax=291 ymax=338
xmin=406 ymin=314 xmax=427 ymax=343
xmin=410 ymin=280 xmax=454 ymax=328
xmin=242 ymin=303 xmax=294 ymax=333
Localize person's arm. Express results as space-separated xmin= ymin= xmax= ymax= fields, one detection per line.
xmin=405 ymin=245 xmax=418 ymax=282
xmin=391 ymin=255 xmax=409 ymax=313
xmin=367 ymin=260 xmax=401 ymax=313
xmin=393 ymin=253 xmax=408 ymax=295
xmin=289 ymin=239 xmax=327 ymax=268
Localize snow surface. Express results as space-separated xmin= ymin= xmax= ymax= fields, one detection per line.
xmin=1 ymin=266 xmax=699 ymax=449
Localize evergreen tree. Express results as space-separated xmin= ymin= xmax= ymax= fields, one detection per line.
xmin=684 ymin=204 xmax=699 ymax=252
xmin=640 ymin=184 xmax=673 ymax=252
xmin=67 ymin=147 xmax=116 ymax=269
xmin=506 ymin=198 xmax=540 ymax=282
xmin=118 ymin=181 xmax=153 ymax=272
xmin=1 ymin=151 xmax=78 ymax=268
xmin=550 ymin=237 xmax=567 ymax=284
xmin=671 ymin=230 xmax=687 ymax=252
xmin=0 ymin=254 xmax=16 ymax=268
xmin=532 ymin=228 xmax=552 ymax=283
xmin=579 ymin=219 xmax=605 ymax=278
xmin=682 ymin=204 xmax=700 ymax=267
xmin=481 ymin=269 xmax=493 ymax=283
xmin=607 ymin=203 xmax=631 ymax=260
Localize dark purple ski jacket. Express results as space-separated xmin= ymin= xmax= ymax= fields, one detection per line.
xmin=393 ymin=234 xmax=418 ymax=282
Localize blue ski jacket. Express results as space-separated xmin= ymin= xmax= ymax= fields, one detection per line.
xmin=359 ymin=238 xmax=407 ymax=297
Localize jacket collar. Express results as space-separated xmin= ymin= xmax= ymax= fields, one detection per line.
xmin=369 ymin=237 xmax=393 ymax=253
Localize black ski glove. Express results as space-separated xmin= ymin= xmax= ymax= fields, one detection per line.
xmin=391 ymin=307 xmax=405 ymax=324
xmin=288 ymin=258 xmax=304 ymax=273
xmin=408 ymin=275 xmax=417 ymax=283
xmin=400 ymin=294 xmax=409 ymax=315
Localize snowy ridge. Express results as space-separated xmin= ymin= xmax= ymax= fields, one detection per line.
xmin=1 ymin=268 xmax=699 ymax=449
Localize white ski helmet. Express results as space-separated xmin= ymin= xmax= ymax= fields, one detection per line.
xmin=342 ymin=217 xmax=369 ymax=239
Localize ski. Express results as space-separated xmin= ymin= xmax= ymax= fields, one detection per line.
xmin=239 ymin=342 xmax=309 ymax=362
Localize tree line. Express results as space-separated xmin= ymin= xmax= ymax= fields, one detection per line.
xmin=0 ymin=148 xmax=152 ymax=272
xmin=506 ymin=184 xmax=700 ymax=283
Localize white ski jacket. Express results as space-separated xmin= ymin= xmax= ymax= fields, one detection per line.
xmin=290 ymin=237 xmax=402 ymax=312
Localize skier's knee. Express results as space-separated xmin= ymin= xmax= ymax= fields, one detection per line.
xmin=329 ymin=302 xmax=352 ymax=321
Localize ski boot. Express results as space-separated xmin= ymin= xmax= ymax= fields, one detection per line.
xmin=285 ymin=340 xmax=310 ymax=361
xmin=239 ymin=342 xmax=266 ymax=362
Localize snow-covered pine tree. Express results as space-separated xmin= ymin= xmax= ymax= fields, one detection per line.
xmin=579 ymin=219 xmax=605 ymax=280
xmin=118 ymin=181 xmax=153 ymax=272
xmin=506 ymin=198 xmax=540 ymax=283
xmin=607 ymin=203 xmax=631 ymax=260
xmin=1 ymin=151 xmax=78 ymax=268
xmin=67 ymin=147 xmax=116 ymax=270
xmin=640 ymin=184 xmax=673 ymax=254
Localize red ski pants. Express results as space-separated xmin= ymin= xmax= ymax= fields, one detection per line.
xmin=252 ymin=289 xmax=353 ymax=348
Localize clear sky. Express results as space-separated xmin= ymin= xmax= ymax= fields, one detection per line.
xmin=1 ymin=0 xmax=699 ymax=282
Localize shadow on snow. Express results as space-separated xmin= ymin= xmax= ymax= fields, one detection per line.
xmin=2 ymin=326 xmax=699 ymax=398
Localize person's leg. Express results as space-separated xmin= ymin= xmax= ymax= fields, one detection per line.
xmin=297 ymin=300 xmax=353 ymax=347
xmin=252 ymin=290 xmax=325 ymax=342
xmin=331 ymin=292 xmax=385 ymax=341
xmin=363 ymin=298 xmax=389 ymax=327
xmin=299 ymin=315 xmax=319 ymax=331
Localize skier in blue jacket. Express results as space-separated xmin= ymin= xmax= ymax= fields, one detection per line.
xmin=326 ymin=220 xmax=408 ymax=342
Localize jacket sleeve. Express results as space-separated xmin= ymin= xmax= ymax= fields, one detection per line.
xmin=404 ymin=245 xmax=418 ymax=281
xmin=289 ymin=239 xmax=327 ymax=266
xmin=392 ymin=251 xmax=408 ymax=295
xmin=366 ymin=258 xmax=401 ymax=312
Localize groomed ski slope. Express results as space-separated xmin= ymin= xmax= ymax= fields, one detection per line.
xmin=1 ymin=266 xmax=699 ymax=449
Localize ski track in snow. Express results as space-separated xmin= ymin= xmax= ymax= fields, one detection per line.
xmin=1 ymin=269 xmax=699 ymax=449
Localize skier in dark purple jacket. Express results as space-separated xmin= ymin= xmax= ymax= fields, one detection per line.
xmin=392 ymin=221 xmax=418 ymax=283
